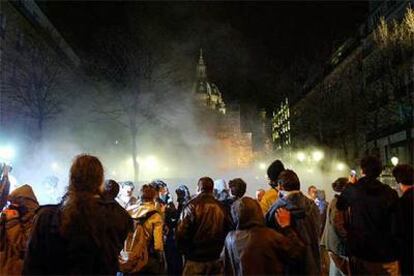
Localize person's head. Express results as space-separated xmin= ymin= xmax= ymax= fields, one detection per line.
xmin=176 ymin=185 xmax=191 ymax=202
xmin=278 ymin=170 xmax=300 ymax=192
xmin=214 ymin=179 xmax=227 ymax=193
xmin=69 ymin=154 xmax=104 ymax=195
xmin=255 ymin=189 xmax=265 ymax=202
xmin=151 ymin=180 xmax=168 ymax=196
xmin=103 ymin=179 xmax=120 ymax=200
xmin=231 ymin=197 xmax=264 ymax=230
xmin=360 ymin=155 xmax=382 ymax=178
xmin=228 ymin=178 xmax=247 ymax=199
xmin=198 ymin=177 xmax=214 ymax=194
xmin=308 ymin=185 xmax=317 ymax=200
xmin=61 ymin=154 xmax=104 ymax=235
xmin=267 ymin=160 xmax=285 ymax=186
xmin=392 ymin=164 xmax=413 ymax=186
xmin=140 ymin=184 xmax=158 ymax=203
xmin=332 ymin=177 xmax=349 ymax=193
xmin=121 ymin=181 xmax=135 ymax=197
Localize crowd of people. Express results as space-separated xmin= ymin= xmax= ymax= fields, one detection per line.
xmin=0 ymin=154 xmax=412 ymax=276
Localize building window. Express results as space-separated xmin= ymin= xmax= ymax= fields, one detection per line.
xmin=0 ymin=14 xmax=6 ymax=39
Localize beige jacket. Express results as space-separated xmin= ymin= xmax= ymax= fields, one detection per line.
xmin=128 ymin=202 xmax=164 ymax=252
xmin=0 ymin=185 xmax=39 ymax=275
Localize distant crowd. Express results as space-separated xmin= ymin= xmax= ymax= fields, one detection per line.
xmin=0 ymin=154 xmax=412 ymax=276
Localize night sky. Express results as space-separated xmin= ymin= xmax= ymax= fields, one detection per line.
xmin=39 ymin=1 xmax=369 ymax=108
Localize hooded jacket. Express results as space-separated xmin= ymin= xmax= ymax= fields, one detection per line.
xmin=176 ymin=192 xmax=232 ymax=262
xmin=336 ymin=176 xmax=401 ymax=262
xmin=223 ymin=197 xmax=305 ymax=276
xmin=265 ymin=191 xmax=321 ymax=275
xmin=128 ymin=202 xmax=164 ymax=252
xmin=0 ymin=184 xmax=39 ymax=275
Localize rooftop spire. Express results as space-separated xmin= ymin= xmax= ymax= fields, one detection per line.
xmin=199 ymin=48 xmax=205 ymax=66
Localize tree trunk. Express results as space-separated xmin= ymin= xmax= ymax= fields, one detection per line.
xmin=131 ymin=129 xmax=139 ymax=183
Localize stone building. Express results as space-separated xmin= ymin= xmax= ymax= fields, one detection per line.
xmin=193 ymin=49 xmax=254 ymax=170
xmin=0 ymin=0 xmax=79 ymax=139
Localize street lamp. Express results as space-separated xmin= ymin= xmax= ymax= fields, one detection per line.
xmin=258 ymin=162 xmax=266 ymax=170
xmin=391 ymin=156 xmax=399 ymax=166
xmin=312 ymin=150 xmax=324 ymax=162
xmin=0 ymin=146 xmax=15 ymax=161
xmin=296 ymin=152 xmax=306 ymax=162
xmin=336 ymin=162 xmax=346 ymax=171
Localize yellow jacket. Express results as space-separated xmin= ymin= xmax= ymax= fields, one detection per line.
xmin=259 ymin=187 xmax=278 ymax=215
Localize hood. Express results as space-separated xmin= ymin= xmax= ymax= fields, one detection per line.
xmin=7 ymin=184 xmax=39 ymax=222
xmin=128 ymin=202 xmax=157 ymax=219
xmin=214 ymin=179 xmax=227 ymax=192
xmin=8 ymin=184 xmax=39 ymax=206
xmin=231 ymin=197 xmax=264 ymax=230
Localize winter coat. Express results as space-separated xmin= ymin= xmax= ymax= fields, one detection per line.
xmin=320 ymin=195 xmax=347 ymax=256
xmin=0 ymin=185 xmax=39 ymax=275
xmin=265 ymin=191 xmax=321 ymax=275
xmin=176 ymin=192 xmax=232 ymax=262
xmin=128 ymin=202 xmax=164 ymax=252
xmin=259 ymin=186 xmax=278 ymax=215
xmin=223 ymin=197 xmax=305 ymax=276
xmin=399 ymin=187 xmax=414 ymax=276
xmin=22 ymin=196 xmax=130 ymax=275
xmin=336 ymin=176 xmax=401 ymax=262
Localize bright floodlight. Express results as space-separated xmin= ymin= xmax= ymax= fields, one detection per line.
xmin=296 ymin=152 xmax=306 ymax=162
xmin=258 ymin=162 xmax=266 ymax=170
xmin=0 ymin=146 xmax=15 ymax=161
xmin=312 ymin=150 xmax=324 ymax=162
xmin=336 ymin=162 xmax=346 ymax=171
xmin=144 ymin=155 xmax=158 ymax=171
xmin=51 ymin=162 xmax=59 ymax=171
xmin=391 ymin=156 xmax=399 ymax=166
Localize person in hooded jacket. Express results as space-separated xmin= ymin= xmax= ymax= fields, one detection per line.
xmin=336 ymin=156 xmax=401 ymax=276
xmin=213 ymin=179 xmax=231 ymax=202
xmin=260 ymin=160 xmax=285 ymax=215
xmin=265 ymin=169 xmax=321 ymax=275
xmin=223 ymin=197 xmax=305 ymax=276
xmin=175 ymin=185 xmax=191 ymax=215
xmin=23 ymin=154 xmax=130 ymax=275
xmin=0 ymin=184 xmax=39 ymax=275
xmin=128 ymin=184 xmax=165 ymax=275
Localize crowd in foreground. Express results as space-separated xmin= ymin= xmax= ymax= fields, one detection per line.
xmin=0 ymin=154 xmax=412 ymax=276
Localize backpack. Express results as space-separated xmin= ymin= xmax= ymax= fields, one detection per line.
xmin=119 ymin=210 xmax=158 ymax=273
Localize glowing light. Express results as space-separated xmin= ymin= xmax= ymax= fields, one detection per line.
xmin=336 ymin=162 xmax=346 ymax=171
xmin=391 ymin=156 xmax=399 ymax=166
xmin=111 ymin=170 xmax=117 ymax=176
xmin=296 ymin=152 xmax=306 ymax=162
xmin=306 ymin=168 xmax=314 ymax=173
xmin=144 ymin=155 xmax=158 ymax=171
xmin=312 ymin=150 xmax=324 ymax=162
xmin=115 ymin=140 xmax=119 ymax=145
xmin=51 ymin=162 xmax=59 ymax=171
xmin=258 ymin=162 xmax=266 ymax=170
xmin=0 ymin=146 xmax=15 ymax=161
xmin=163 ymin=167 xmax=170 ymax=172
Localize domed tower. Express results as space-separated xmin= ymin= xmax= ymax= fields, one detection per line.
xmin=193 ymin=49 xmax=226 ymax=114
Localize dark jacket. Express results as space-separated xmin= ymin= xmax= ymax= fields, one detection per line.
xmin=336 ymin=176 xmax=400 ymax=262
xmin=23 ymin=197 xmax=132 ymax=275
xmin=176 ymin=192 xmax=232 ymax=262
xmin=399 ymin=187 xmax=413 ymax=275
xmin=223 ymin=197 xmax=305 ymax=276
xmin=265 ymin=191 xmax=321 ymax=275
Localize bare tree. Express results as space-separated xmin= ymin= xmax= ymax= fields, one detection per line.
xmin=5 ymin=37 xmax=67 ymax=142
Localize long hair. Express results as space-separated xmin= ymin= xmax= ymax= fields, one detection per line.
xmin=60 ymin=154 xmax=104 ymax=237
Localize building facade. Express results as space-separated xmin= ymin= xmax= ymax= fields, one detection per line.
xmin=0 ymin=0 xmax=79 ymax=139
xmin=272 ymin=97 xmax=291 ymax=152
xmin=289 ymin=0 xmax=413 ymax=166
